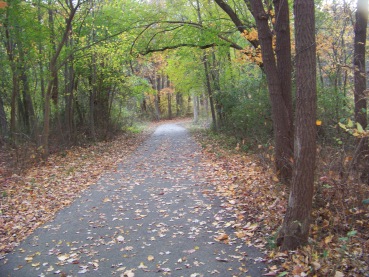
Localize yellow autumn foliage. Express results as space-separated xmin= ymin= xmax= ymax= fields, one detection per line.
xmin=243 ymin=28 xmax=258 ymax=42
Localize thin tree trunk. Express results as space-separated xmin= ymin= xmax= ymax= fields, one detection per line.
xmin=64 ymin=54 xmax=75 ymax=142
xmin=176 ymin=92 xmax=181 ymax=117
xmin=317 ymin=54 xmax=325 ymax=88
xmin=49 ymin=2 xmax=59 ymax=105
xmin=0 ymin=95 xmax=8 ymax=140
xmin=17 ymin=36 xmax=36 ymax=137
xmin=167 ymin=93 xmax=172 ymax=119
xmin=4 ymin=13 xmax=18 ymax=145
xmin=38 ymin=1 xmax=46 ymax=100
xmin=193 ymin=94 xmax=199 ymax=123
xmin=203 ymin=92 xmax=209 ymax=118
xmin=41 ymin=1 xmax=80 ymax=158
xmin=89 ymin=64 xmax=97 ymax=140
xmin=279 ymin=0 xmax=317 ymax=250
xmin=203 ymin=55 xmax=218 ymax=131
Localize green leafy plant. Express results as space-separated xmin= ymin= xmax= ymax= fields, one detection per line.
xmin=338 ymin=119 xmax=369 ymax=138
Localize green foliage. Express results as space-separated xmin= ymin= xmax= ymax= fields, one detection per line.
xmin=217 ymin=66 xmax=272 ymax=143
xmin=338 ymin=118 xmax=369 ymax=139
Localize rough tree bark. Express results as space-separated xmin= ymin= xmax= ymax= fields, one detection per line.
xmin=278 ymin=0 xmax=317 ymax=250
xmin=354 ymin=0 xmax=368 ymax=129
xmin=353 ymin=0 xmax=368 ymax=178
xmin=248 ymin=0 xmax=293 ymax=184
xmin=274 ymin=0 xmax=293 ymax=172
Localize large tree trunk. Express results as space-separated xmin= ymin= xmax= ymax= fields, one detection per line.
xmin=353 ymin=0 xmax=367 ymax=129
xmin=278 ymin=0 xmax=317 ymax=250
xmin=249 ymin=0 xmax=293 ymax=184
xmin=353 ymin=0 xmax=368 ymax=181
xmin=274 ymin=0 xmax=293 ymax=175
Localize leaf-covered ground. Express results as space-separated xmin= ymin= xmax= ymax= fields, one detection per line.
xmin=191 ymin=127 xmax=369 ymax=277
xmin=1 ymin=120 xmax=368 ymax=276
xmin=0 ymin=129 xmax=151 ymax=257
xmin=0 ymin=121 xmax=265 ymax=276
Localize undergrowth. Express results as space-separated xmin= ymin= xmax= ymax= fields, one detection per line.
xmin=191 ymin=126 xmax=369 ymax=276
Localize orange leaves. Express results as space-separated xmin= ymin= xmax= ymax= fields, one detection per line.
xmin=240 ymin=28 xmax=263 ymax=65
xmin=0 ymin=1 xmax=8 ymax=9
xmin=241 ymin=46 xmax=262 ymax=66
xmin=215 ymin=233 xmax=229 ymax=242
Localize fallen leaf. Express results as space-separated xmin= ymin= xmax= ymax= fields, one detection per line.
xmin=324 ymin=235 xmax=334 ymax=244
xmin=122 ymin=269 xmax=135 ymax=277
xmin=216 ymin=233 xmax=229 ymax=241
xmin=311 ymin=261 xmax=321 ymax=271
xmin=117 ymin=235 xmax=125 ymax=243
xmin=334 ymin=271 xmax=344 ymax=277
xmin=215 ymin=257 xmax=229 ymax=262
xmin=138 ymin=262 xmax=147 ymax=269
xmin=57 ymin=254 xmax=69 ymax=261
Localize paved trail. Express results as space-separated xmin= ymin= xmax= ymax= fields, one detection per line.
xmin=1 ymin=123 xmax=265 ymax=276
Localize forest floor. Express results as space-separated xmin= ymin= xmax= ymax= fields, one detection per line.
xmin=0 ymin=119 xmax=368 ymax=276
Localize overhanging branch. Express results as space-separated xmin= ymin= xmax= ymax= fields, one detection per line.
xmin=141 ymin=43 xmax=217 ymax=54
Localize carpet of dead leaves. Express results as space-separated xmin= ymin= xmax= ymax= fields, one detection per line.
xmin=192 ymin=128 xmax=369 ymax=277
xmin=1 ymin=120 xmax=368 ymax=277
xmin=0 ymin=129 xmax=153 ymax=259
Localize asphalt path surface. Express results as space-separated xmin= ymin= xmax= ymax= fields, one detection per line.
xmin=1 ymin=123 xmax=265 ymax=276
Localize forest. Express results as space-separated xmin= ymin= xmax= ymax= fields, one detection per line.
xmin=0 ymin=0 xmax=368 ymax=276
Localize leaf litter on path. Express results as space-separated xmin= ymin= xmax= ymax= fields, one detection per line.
xmin=0 ymin=121 xmax=266 ymax=276
xmin=0 ymin=131 xmax=150 ymax=257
